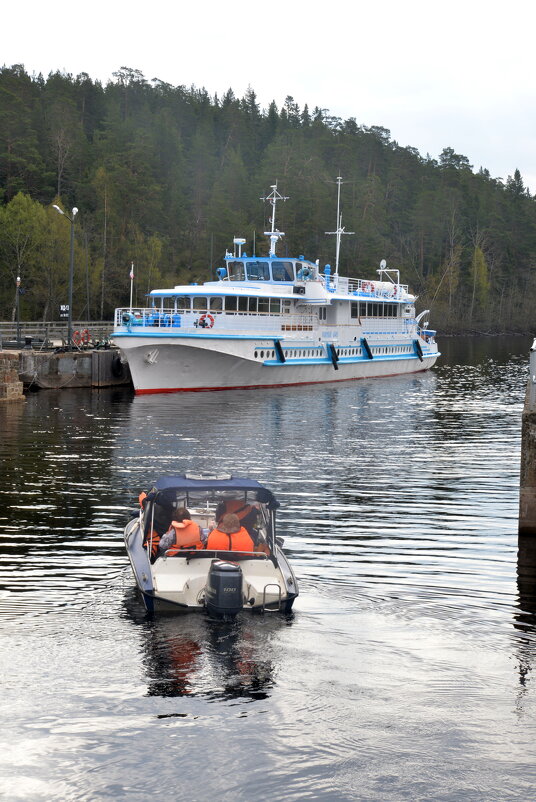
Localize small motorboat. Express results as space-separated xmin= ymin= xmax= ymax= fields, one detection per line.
xmin=124 ymin=472 xmax=299 ymax=617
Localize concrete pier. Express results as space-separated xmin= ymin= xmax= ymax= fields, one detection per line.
xmin=519 ymin=339 xmax=536 ymax=534
xmin=17 ymin=348 xmax=131 ymax=390
xmin=0 ymin=352 xmax=25 ymax=402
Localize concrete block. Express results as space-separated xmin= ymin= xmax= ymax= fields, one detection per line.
xmin=0 ymin=382 xmax=25 ymax=401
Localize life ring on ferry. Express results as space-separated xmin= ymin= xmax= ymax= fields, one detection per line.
xmin=362 ymin=281 xmax=374 ymax=294
xmin=198 ymin=313 xmax=215 ymax=329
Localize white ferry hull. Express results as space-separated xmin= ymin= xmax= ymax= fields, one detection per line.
xmin=114 ymin=334 xmax=438 ymax=393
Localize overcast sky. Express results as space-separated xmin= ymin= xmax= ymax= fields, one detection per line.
xmin=4 ymin=0 xmax=536 ymax=192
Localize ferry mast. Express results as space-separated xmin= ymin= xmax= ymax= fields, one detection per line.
xmin=261 ymin=182 xmax=289 ymax=256
xmin=326 ymin=175 xmax=354 ymax=276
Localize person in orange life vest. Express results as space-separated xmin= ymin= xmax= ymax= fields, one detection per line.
xmin=206 ymin=513 xmax=255 ymax=552
xmin=215 ymin=498 xmax=259 ymax=535
xmin=158 ymin=508 xmax=203 ymax=555
xmin=215 ymin=499 xmax=271 ymax=554
xmin=139 ymin=491 xmax=161 ymax=561
xmin=140 ymin=490 xmax=175 ymax=561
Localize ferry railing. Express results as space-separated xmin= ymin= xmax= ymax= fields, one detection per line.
xmin=345 ymin=277 xmax=409 ymax=297
xmin=114 ymin=308 xmax=318 ymax=334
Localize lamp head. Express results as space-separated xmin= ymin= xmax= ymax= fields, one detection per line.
xmin=52 ymin=204 xmax=64 ymax=215
xmin=72 ymin=207 xmax=78 ymax=217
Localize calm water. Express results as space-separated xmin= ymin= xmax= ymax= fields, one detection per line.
xmin=2 ymin=336 xmax=536 ymax=801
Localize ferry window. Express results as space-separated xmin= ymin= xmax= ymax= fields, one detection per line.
xmin=351 ymin=302 xmax=359 ymax=319
xmin=246 ymin=261 xmax=270 ymax=281
xmin=270 ymin=298 xmax=281 ymax=313
xmin=271 ymin=261 xmax=294 ymax=281
xmin=258 ymin=297 xmax=269 ymax=313
xmin=228 ymin=262 xmax=245 ymax=281
xmin=225 ymin=296 xmax=237 ymax=311
xmin=238 ymin=296 xmax=248 ymax=312
xmin=359 ymin=302 xmax=367 ymax=316
xmin=248 ymin=297 xmax=258 ymax=312
xmin=175 ymin=296 xmax=191 ymax=311
xmin=372 ymin=303 xmax=379 ymax=317
xmin=193 ymin=297 xmax=207 ymax=310
xmin=209 ymin=297 xmax=223 ymax=312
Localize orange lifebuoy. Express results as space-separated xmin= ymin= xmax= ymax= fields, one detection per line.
xmin=199 ymin=313 xmax=215 ymax=329
xmin=370 ymin=282 xmax=375 ymax=293
xmin=81 ymin=329 xmax=90 ymax=345
xmin=72 ymin=330 xmax=83 ymax=346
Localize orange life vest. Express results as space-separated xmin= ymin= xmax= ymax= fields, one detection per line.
xmin=206 ymin=525 xmax=255 ymax=552
xmin=144 ymin=529 xmax=160 ymax=559
xmin=165 ymin=519 xmax=203 ymax=555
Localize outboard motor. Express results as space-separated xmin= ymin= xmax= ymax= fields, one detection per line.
xmin=205 ymin=560 xmax=243 ymax=619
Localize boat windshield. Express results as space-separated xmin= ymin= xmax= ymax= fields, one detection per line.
xmin=148 ymin=489 xmax=273 ymax=544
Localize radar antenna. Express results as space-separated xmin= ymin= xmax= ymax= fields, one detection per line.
xmin=326 ymin=175 xmax=354 ymax=276
xmin=261 ymin=182 xmax=288 ymax=256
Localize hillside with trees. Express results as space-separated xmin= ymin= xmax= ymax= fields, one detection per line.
xmin=1 ymin=64 xmax=535 ymax=332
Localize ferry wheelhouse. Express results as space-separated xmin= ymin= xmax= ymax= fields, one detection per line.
xmin=113 ymin=182 xmax=439 ymax=394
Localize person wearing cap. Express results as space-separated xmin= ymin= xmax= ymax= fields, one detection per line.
xmin=215 ymin=498 xmax=260 ymax=535
xmin=206 ymin=512 xmax=255 ymax=552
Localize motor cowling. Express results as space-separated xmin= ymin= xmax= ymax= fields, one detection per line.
xmin=205 ymin=560 xmax=243 ymax=619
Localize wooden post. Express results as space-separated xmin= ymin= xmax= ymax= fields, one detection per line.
xmin=519 ymin=339 xmax=536 ymax=534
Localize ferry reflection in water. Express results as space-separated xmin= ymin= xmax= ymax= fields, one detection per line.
xmin=124 ymin=591 xmax=278 ymax=700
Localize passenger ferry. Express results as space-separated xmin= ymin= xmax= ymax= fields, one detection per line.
xmin=112 ymin=181 xmax=439 ymax=394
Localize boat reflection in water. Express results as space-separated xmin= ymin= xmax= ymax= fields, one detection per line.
xmin=123 ymin=590 xmax=281 ymax=700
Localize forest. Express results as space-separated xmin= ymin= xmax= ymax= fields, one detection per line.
xmin=1 ymin=63 xmax=535 ymax=332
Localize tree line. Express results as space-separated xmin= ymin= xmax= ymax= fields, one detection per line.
xmin=1 ymin=63 xmax=535 ymax=332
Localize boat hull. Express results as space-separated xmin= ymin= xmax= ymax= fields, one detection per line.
xmin=124 ymin=518 xmax=298 ymax=615
xmin=114 ymin=334 xmax=439 ymax=394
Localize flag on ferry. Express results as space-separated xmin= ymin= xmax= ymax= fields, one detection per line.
xmin=129 ymin=262 xmax=134 ymax=280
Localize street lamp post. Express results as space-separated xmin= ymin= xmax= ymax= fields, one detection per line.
xmin=16 ymin=276 xmax=21 ymax=346
xmin=53 ymin=204 xmax=78 ymax=347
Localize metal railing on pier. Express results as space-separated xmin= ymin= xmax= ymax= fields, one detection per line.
xmin=0 ymin=321 xmax=114 ymax=349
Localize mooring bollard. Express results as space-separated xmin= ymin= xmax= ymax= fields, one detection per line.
xmin=519 ymin=339 xmax=536 ymax=534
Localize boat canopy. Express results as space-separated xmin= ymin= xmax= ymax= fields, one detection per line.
xmin=151 ymin=475 xmax=278 ymax=506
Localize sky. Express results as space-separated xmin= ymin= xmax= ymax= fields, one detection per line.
xmin=4 ymin=0 xmax=536 ymax=192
